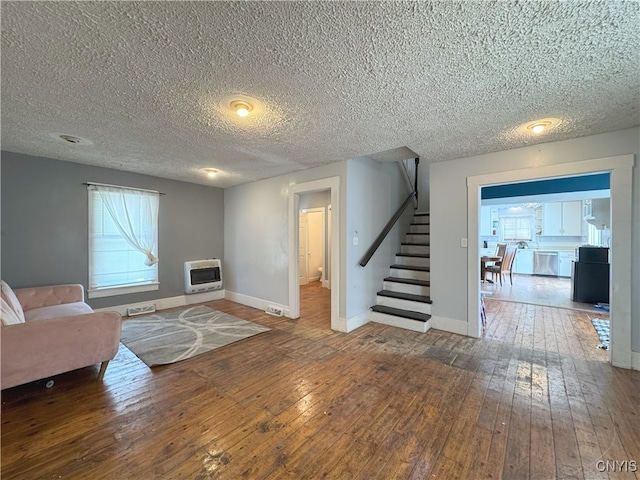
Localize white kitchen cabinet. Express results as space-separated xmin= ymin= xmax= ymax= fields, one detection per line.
xmin=558 ymin=252 xmax=575 ymax=277
xmin=542 ymin=201 xmax=583 ymax=236
xmin=480 ymin=206 xmax=498 ymax=236
xmin=480 ymin=206 xmax=492 ymax=236
xmin=513 ymin=249 xmax=534 ymax=274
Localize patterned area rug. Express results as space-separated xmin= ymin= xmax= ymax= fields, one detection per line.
xmin=591 ymin=318 xmax=610 ymax=350
xmin=120 ymin=305 xmax=270 ymax=367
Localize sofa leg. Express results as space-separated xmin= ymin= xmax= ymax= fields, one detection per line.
xmin=97 ymin=361 xmax=110 ymax=382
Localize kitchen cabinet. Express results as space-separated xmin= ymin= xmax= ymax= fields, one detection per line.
xmin=542 ymin=201 xmax=583 ymax=236
xmin=480 ymin=206 xmax=498 ymax=236
xmin=558 ymin=251 xmax=575 ymax=277
xmin=513 ymin=249 xmax=534 ymax=274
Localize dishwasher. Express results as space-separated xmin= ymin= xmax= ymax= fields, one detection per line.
xmin=533 ymin=251 xmax=559 ymax=276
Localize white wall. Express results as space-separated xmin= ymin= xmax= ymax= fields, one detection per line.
xmin=429 ymin=127 xmax=640 ymax=354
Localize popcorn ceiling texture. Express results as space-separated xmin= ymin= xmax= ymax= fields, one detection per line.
xmin=1 ymin=1 xmax=638 ymax=187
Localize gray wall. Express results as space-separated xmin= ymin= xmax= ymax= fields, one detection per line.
xmin=345 ymin=156 xmax=413 ymax=319
xmin=223 ymin=155 xmax=412 ymax=324
xmin=1 ymin=151 xmax=224 ymax=309
xmin=429 ymin=127 xmax=639 ymax=353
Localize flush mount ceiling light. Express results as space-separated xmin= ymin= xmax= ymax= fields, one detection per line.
xmin=517 ymin=118 xmax=562 ymax=136
xmin=218 ymin=94 xmax=263 ymax=119
xmin=204 ymin=168 xmax=218 ymax=178
xmin=230 ymin=100 xmax=252 ymax=117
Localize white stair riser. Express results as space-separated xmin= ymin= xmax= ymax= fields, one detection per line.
xmin=371 ymin=311 xmax=430 ymax=333
xmin=410 ymin=224 xmax=430 ymax=234
xmin=383 ymin=281 xmax=430 ymax=296
xmin=406 ymin=234 xmax=429 ymax=243
xmin=401 ymin=245 xmax=430 ymax=255
xmin=390 ymin=269 xmax=430 ymax=281
xmin=395 ymin=256 xmax=430 ymax=267
xmin=376 ymin=296 xmax=432 ymax=314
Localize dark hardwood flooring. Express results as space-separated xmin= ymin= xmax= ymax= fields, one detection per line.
xmin=1 ymin=282 xmax=637 ymax=479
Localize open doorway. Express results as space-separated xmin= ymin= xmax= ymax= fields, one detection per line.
xmin=467 ymin=154 xmax=634 ymax=368
xmin=479 ymin=173 xmax=611 ymax=312
xmin=288 ymin=177 xmax=341 ymax=331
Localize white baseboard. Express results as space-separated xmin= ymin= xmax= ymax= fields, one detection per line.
xmin=336 ymin=310 xmax=371 ymax=333
xmin=224 ymin=290 xmax=290 ymax=318
xmin=632 ymin=351 xmax=640 ymax=371
xmin=94 ymin=289 xmax=225 ymax=316
xmin=428 ymin=315 xmax=469 ymax=336
xmin=322 ymin=279 xmax=331 ymax=289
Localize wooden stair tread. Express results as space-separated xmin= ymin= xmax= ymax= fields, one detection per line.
xmin=390 ymin=264 xmax=430 ymax=272
xmin=396 ymin=253 xmax=430 ymax=258
xmin=377 ymin=290 xmax=432 ymax=304
xmin=371 ymin=305 xmax=431 ymax=322
xmin=401 ymin=242 xmax=430 ymax=246
xmin=384 ymin=277 xmax=430 ymax=286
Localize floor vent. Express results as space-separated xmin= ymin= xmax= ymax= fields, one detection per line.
xmin=265 ymin=305 xmax=283 ymax=316
xmin=127 ymin=304 xmax=157 ymax=317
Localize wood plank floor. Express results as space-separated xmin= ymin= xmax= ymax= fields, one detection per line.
xmin=481 ymin=273 xmax=608 ymax=314
xmin=2 ymin=282 xmax=638 ymax=479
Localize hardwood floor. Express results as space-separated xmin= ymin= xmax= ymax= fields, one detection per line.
xmin=482 ymin=273 xmax=609 ymax=314
xmin=2 ymin=283 xmax=637 ymax=479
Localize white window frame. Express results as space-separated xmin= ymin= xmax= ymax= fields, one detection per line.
xmin=87 ymin=183 xmax=159 ymax=299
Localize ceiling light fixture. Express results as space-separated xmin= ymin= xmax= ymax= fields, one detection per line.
xmin=519 ymin=118 xmax=561 ymax=136
xmin=528 ymin=121 xmax=551 ymax=135
xmin=230 ymin=100 xmax=252 ymax=117
xmin=204 ymin=168 xmax=218 ymax=178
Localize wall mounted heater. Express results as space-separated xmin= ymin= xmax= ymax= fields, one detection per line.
xmin=184 ymin=259 xmax=222 ymax=294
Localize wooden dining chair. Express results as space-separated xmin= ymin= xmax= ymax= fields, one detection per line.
xmin=487 ymin=245 xmax=517 ymax=285
xmin=487 ymin=243 xmax=507 ymax=282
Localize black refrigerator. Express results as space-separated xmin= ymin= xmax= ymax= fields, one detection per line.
xmin=571 ymin=246 xmax=609 ymax=303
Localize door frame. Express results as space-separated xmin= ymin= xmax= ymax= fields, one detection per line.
xmin=288 ymin=177 xmax=340 ymax=330
xmin=466 ymin=154 xmax=634 ymax=368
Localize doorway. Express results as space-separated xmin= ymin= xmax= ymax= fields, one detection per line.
xmin=288 ymin=177 xmax=341 ymax=331
xmin=467 ymin=154 xmax=634 ymax=368
xmin=299 ymin=207 xmax=326 ymax=286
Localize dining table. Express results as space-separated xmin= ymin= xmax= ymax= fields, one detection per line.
xmin=481 ymin=255 xmax=502 ymax=283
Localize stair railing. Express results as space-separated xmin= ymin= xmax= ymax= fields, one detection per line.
xmin=359 ymin=157 xmax=419 ymax=267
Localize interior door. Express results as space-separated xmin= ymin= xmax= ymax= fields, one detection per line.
xmin=299 ymin=212 xmax=308 ymax=285
xmin=307 ymin=210 xmax=324 ymax=282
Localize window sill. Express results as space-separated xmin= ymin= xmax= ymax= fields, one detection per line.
xmin=87 ymin=282 xmax=159 ymax=299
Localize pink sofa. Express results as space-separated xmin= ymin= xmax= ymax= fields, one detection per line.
xmin=1 ymin=281 xmax=121 ymax=390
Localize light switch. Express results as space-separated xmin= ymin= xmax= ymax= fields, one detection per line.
xmin=353 ymin=236 xmax=359 ymax=245
xmin=461 ymin=237 xmax=468 ymax=248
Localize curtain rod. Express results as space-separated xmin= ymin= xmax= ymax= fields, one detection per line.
xmin=84 ymin=182 xmax=166 ymax=196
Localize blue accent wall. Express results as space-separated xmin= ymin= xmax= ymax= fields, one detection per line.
xmin=482 ymin=173 xmax=610 ymax=200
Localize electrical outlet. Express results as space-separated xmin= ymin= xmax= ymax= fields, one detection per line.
xmin=461 ymin=237 xmax=468 ymax=248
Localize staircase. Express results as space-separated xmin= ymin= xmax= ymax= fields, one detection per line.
xmin=370 ymin=212 xmax=432 ymax=332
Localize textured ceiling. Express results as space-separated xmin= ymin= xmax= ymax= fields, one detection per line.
xmin=2 ymin=1 xmax=639 ymax=188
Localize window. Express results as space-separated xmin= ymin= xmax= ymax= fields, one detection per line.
xmin=502 ymin=216 xmax=532 ymax=241
xmin=88 ymin=184 xmax=159 ymax=298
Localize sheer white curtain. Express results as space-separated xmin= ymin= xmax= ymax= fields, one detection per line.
xmin=94 ymin=185 xmax=159 ymax=266
xmin=88 ymin=184 xmax=159 ymax=296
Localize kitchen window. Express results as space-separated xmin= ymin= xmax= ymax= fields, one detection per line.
xmin=502 ymin=216 xmax=532 ymax=241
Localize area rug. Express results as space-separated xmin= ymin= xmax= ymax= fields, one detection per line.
xmin=120 ymin=305 xmax=270 ymax=367
xmin=591 ymin=318 xmax=610 ymax=350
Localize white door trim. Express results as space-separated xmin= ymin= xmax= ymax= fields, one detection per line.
xmin=467 ymin=154 xmax=635 ymax=369
xmin=288 ymin=177 xmax=340 ymax=330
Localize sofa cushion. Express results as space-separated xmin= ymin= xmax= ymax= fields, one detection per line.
xmin=1 ymin=297 xmax=24 ymax=326
xmin=24 ymin=302 xmax=94 ymax=322
xmin=1 ymin=280 xmax=25 ymax=324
